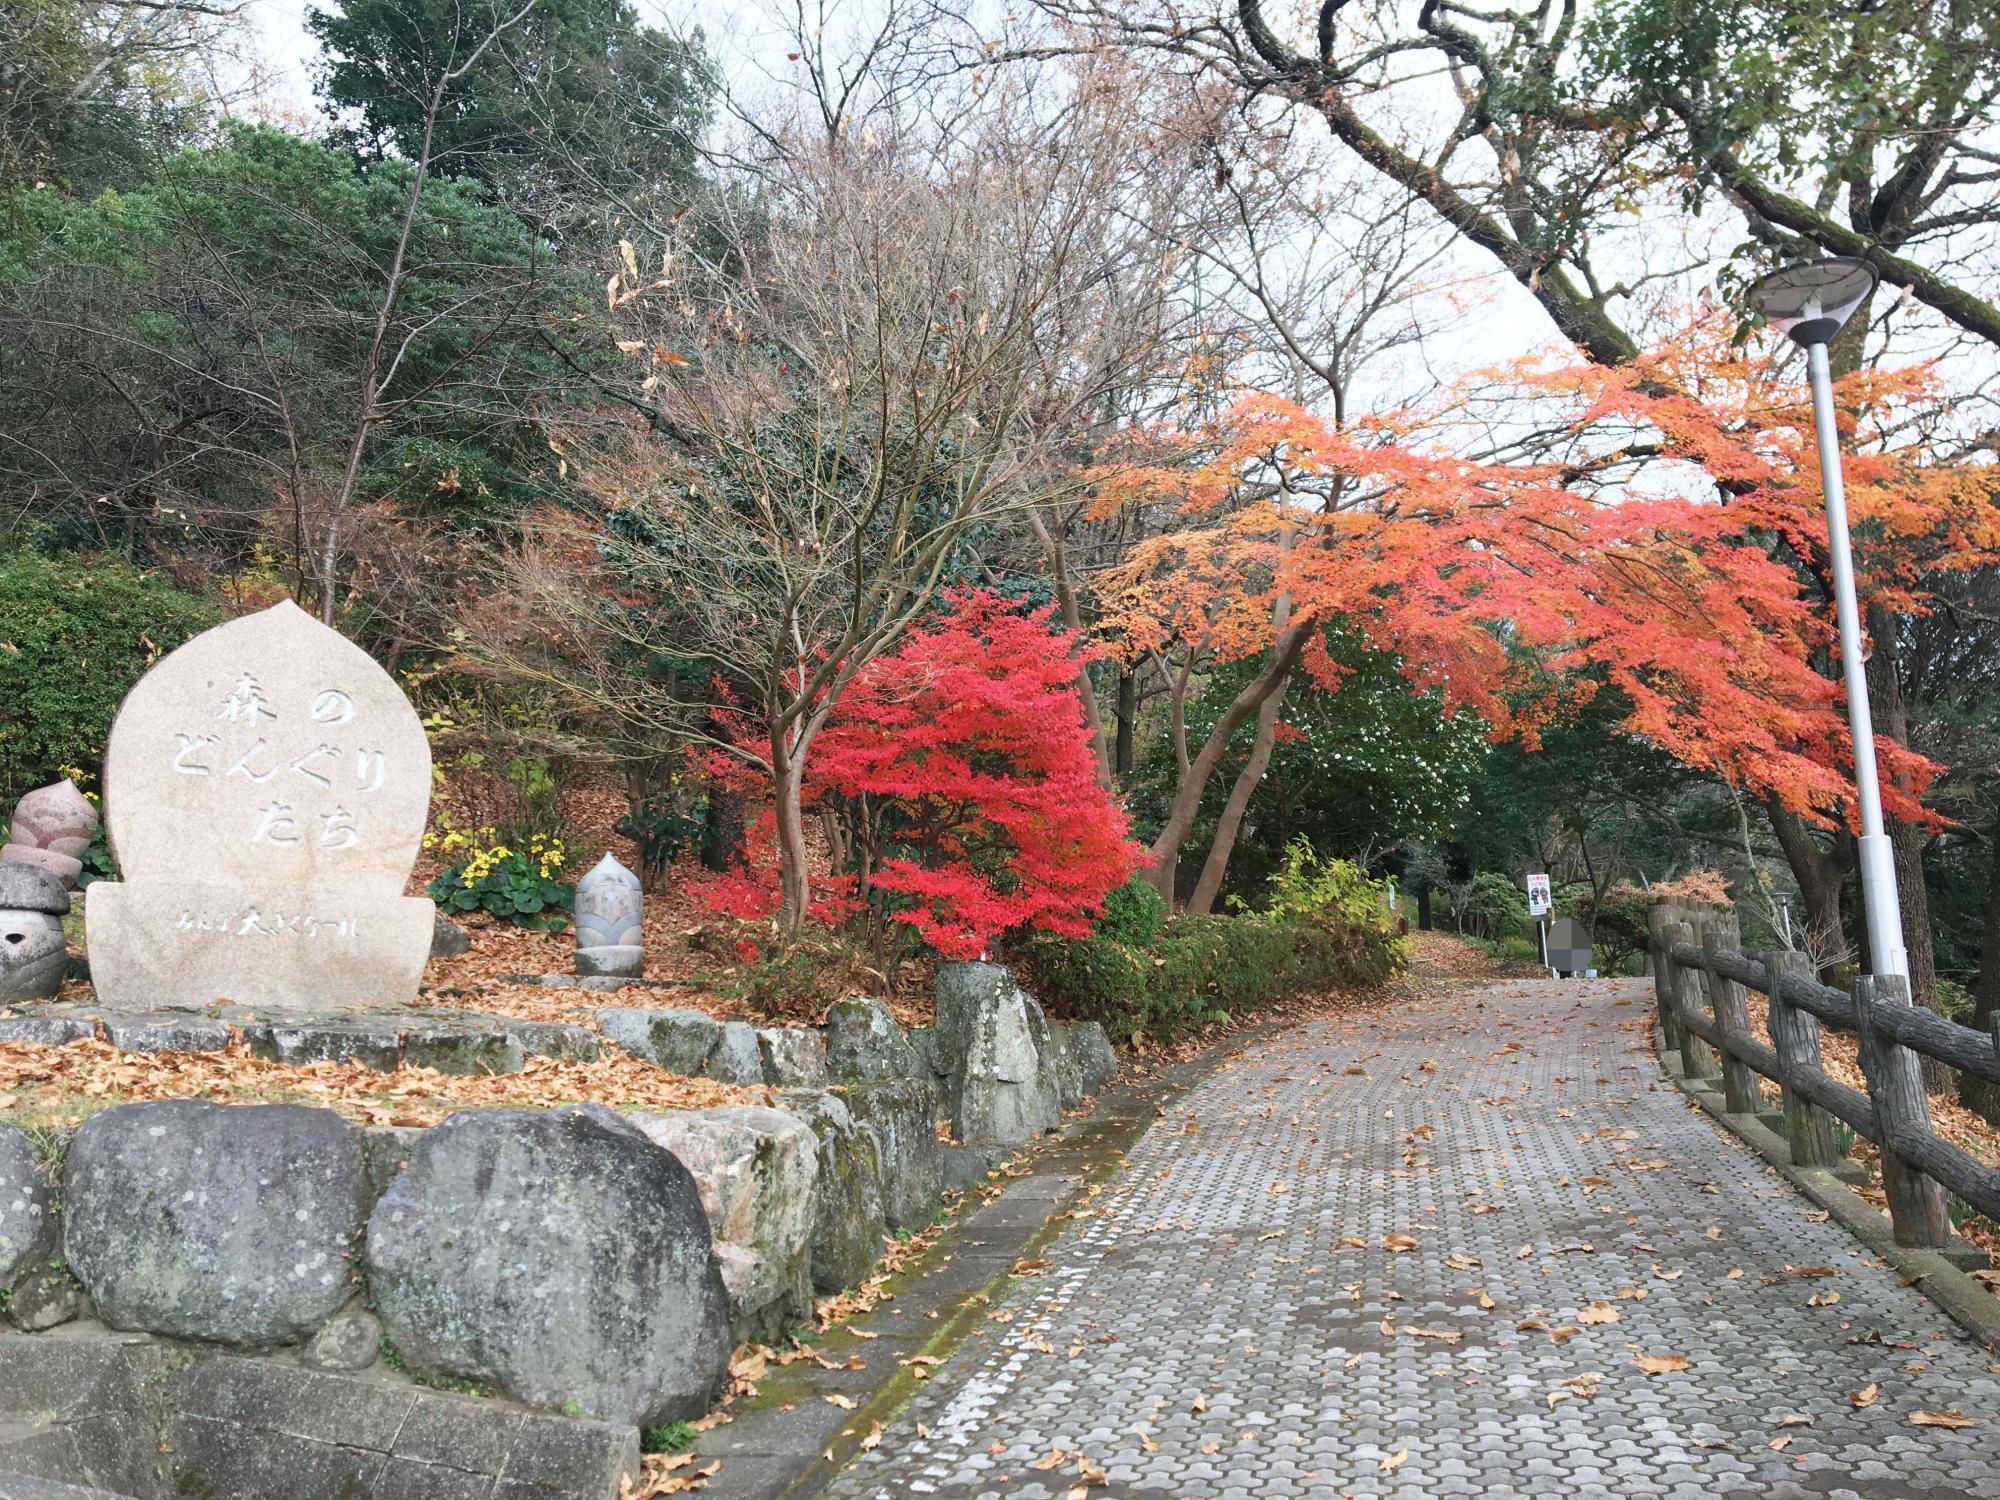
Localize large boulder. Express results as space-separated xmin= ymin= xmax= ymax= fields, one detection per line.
xmin=778 ymin=1091 xmax=886 ymax=1293
xmin=706 ymin=1021 xmax=765 ymax=1085
xmin=596 ymin=1007 xmax=721 ymax=1075
xmin=844 ymin=1078 xmax=944 ymax=1233
xmin=906 ymin=1024 xmax=943 ymax=1082
xmin=1065 ymin=1020 xmax=1118 ymax=1098
xmin=367 ymin=1106 xmax=729 ymax=1426
xmin=0 ymin=1126 xmax=55 ymax=1287
xmin=933 ymin=962 xmax=1063 ymax=1146
xmin=631 ymin=1107 xmax=817 ymax=1342
xmin=63 ymin=1101 xmax=363 ymax=1347
xmin=244 ymin=1018 xmax=401 ymax=1071
xmin=824 ymin=997 xmax=920 ymax=1081
xmin=758 ymin=1026 xmax=829 ymax=1089
xmin=1046 ymin=1022 xmax=1086 ymax=1111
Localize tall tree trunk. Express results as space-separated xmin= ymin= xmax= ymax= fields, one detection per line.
xmin=1145 ymin=623 xmax=1310 ymax=903
xmin=1114 ymin=670 xmax=1136 ymax=780
xmin=1765 ymin=799 xmax=1848 ymax=979
xmin=1030 ymin=512 xmax=1110 ymax=787
xmin=771 ymin=735 xmax=811 ymax=935
xmin=1963 ymin=805 xmax=2000 ymax=1123
xmin=1864 ymin=606 xmax=1940 ymax=1003
xmin=1185 ymin=662 xmax=1291 ymax=914
xmin=1864 ymin=604 xmax=1947 ymax=1089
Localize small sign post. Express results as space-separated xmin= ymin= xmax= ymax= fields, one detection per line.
xmin=1526 ymin=874 xmax=1553 ymax=974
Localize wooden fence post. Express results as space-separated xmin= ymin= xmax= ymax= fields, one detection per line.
xmin=1762 ymin=949 xmax=1839 ymax=1170
xmin=1648 ymin=904 xmax=1683 ymax=1054
xmin=1853 ymin=974 xmax=1952 ymax=1249
xmin=1702 ymin=926 xmax=1762 ymax=1115
xmin=1668 ymin=919 xmax=1719 ymax=1081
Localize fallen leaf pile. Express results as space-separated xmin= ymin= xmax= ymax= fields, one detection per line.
xmin=622 ymin=1453 xmax=718 ymax=1497
xmin=0 ymin=1035 xmax=763 ymax=1128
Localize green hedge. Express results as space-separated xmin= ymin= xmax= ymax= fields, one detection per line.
xmin=1021 ymin=907 xmax=1403 ymax=1044
xmin=0 ymin=552 xmax=220 ymax=804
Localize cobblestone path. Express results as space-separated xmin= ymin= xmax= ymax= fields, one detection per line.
xmin=824 ymin=977 xmax=2000 ymax=1499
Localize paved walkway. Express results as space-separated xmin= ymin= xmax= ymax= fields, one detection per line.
xmin=823 ymin=977 xmax=2000 ymax=1499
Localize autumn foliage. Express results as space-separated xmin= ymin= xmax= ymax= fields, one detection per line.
xmin=1094 ymin=315 xmax=1997 ymax=838
xmin=696 ymin=590 xmax=1139 ymax=962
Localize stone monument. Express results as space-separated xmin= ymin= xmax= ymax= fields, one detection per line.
xmin=574 ymin=852 xmax=643 ymax=978
xmin=2 ymin=779 xmax=99 ymax=887
xmin=85 ymin=599 xmax=435 ymax=1010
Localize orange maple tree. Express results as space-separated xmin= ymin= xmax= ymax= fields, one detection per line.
xmin=1095 ymin=315 xmax=1996 ymax=895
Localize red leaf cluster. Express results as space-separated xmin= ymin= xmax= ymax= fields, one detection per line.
xmin=688 ymin=590 xmax=1139 ymax=958
xmin=812 ymin=589 xmax=1140 ymax=958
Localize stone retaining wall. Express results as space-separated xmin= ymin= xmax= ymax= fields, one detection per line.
xmin=0 ymin=963 xmax=1116 ymax=1500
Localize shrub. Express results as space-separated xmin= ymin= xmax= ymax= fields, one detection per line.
xmin=1453 ymin=871 xmax=1526 ymax=940
xmin=808 ymin=589 xmax=1141 ymax=962
xmin=1094 ymin=875 xmax=1167 ymax=950
xmin=1263 ymin=839 xmax=1395 ymax=931
xmin=425 ymin=824 xmax=574 ymax=929
xmin=0 ymin=551 xmax=221 ymax=805
xmin=1023 ymin=909 xmax=1402 ymax=1045
xmin=616 ymin=791 xmax=706 ymax=890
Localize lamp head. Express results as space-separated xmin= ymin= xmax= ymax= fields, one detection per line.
xmin=1745 ymin=257 xmax=1879 ymax=346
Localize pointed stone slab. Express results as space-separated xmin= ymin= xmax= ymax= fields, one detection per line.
xmin=85 ymin=600 xmax=434 ymax=1011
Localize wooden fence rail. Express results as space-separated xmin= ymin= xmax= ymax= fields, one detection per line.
xmin=1646 ymin=900 xmax=2000 ymax=1250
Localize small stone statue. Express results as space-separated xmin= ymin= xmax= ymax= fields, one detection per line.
xmin=2 ymin=779 xmax=99 ymax=887
xmin=0 ymin=864 xmax=71 ymax=1001
xmin=574 ymin=853 xmax=643 ymax=979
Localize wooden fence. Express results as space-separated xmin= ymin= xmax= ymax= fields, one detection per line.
xmin=1646 ymin=900 xmax=2000 ymax=1251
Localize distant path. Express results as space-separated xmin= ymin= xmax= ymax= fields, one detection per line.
xmin=822 ymin=976 xmax=2000 ymax=1499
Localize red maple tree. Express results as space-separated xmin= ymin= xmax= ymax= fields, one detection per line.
xmin=692 ymin=589 xmax=1140 ymax=965
xmin=813 ymin=589 xmax=1140 ymax=962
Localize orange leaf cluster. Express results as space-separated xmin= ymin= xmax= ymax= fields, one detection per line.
xmin=1092 ymin=316 xmax=1996 ymax=828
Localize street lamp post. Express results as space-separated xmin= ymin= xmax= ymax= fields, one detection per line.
xmin=1746 ymin=256 xmax=1907 ymax=981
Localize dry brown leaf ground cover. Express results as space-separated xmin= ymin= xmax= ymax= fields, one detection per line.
xmin=0 ymin=1034 xmax=764 ymax=1131
xmin=415 ymin=780 xmax=935 ymax=1028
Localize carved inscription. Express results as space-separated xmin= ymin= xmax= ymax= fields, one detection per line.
xmin=168 ymin=675 xmax=389 ymax=851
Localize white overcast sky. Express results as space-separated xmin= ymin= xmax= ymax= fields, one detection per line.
xmin=238 ymin=0 xmax=1640 ymax=393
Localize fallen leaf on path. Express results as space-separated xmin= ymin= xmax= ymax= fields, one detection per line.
xmin=1379 ymin=1447 xmax=1408 ymax=1473
xmin=1851 ymin=1384 xmax=1879 ymax=1408
xmin=1634 ymin=1353 xmax=1689 ymax=1375
xmin=1576 ymin=1303 xmax=1619 ymax=1325
xmin=1910 ymin=1411 xmax=1978 ymax=1428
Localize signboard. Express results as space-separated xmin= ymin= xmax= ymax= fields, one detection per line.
xmin=1526 ymin=873 xmax=1552 ymax=918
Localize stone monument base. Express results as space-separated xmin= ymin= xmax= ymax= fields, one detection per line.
xmin=576 ymin=944 xmax=644 ymax=979
xmin=85 ymin=881 xmax=433 ymax=1011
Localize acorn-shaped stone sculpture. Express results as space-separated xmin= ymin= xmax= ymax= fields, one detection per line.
xmin=0 ymin=864 xmax=70 ymax=1001
xmin=2 ymin=780 xmax=98 ymax=888
xmin=574 ymin=852 xmax=644 ymax=979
